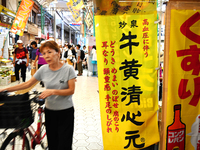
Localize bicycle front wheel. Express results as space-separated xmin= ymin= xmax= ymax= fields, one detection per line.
xmin=40 ymin=123 xmax=48 ymax=149
xmin=0 ymin=129 xmax=30 ymax=150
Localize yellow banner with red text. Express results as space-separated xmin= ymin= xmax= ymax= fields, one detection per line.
xmin=166 ymin=10 xmax=200 ymax=150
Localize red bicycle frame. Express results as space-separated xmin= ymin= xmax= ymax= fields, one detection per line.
xmin=23 ymin=106 xmax=46 ymax=149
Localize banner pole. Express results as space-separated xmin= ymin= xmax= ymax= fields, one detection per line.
xmin=160 ymin=1 xmax=170 ymax=150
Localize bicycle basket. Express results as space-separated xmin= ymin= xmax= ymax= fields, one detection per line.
xmin=0 ymin=92 xmax=34 ymax=128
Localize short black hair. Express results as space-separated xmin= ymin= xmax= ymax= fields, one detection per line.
xmin=76 ymin=44 xmax=81 ymax=49
xmin=83 ymin=45 xmax=86 ymax=48
xmin=68 ymin=45 xmax=72 ymax=49
xmin=92 ymin=45 xmax=96 ymax=49
xmin=31 ymin=41 xmax=37 ymax=47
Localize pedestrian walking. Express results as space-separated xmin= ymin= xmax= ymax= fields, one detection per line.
xmin=66 ymin=45 xmax=75 ymax=66
xmin=76 ymin=44 xmax=83 ymax=76
xmin=12 ymin=40 xmax=29 ymax=84
xmin=82 ymin=45 xmax=88 ymax=69
xmin=1 ymin=40 xmax=76 ymax=150
xmin=30 ymin=41 xmax=39 ymax=76
xmin=72 ymin=45 xmax=77 ymax=70
xmin=91 ymin=45 xmax=97 ymax=76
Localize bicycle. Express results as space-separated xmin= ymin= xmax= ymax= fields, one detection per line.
xmin=0 ymin=91 xmax=48 ymax=150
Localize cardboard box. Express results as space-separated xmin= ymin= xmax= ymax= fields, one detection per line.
xmin=0 ymin=75 xmax=11 ymax=86
xmin=11 ymin=75 xmax=16 ymax=82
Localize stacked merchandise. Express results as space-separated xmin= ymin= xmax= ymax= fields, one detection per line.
xmin=0 ymin=57 xmax=12 ymax=86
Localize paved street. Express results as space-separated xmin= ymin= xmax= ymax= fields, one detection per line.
xmin=0 ymin=69 xmax=103 ymax=150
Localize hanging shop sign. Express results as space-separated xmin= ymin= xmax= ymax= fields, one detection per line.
xmin=66 ymin=2 xmax=81 ymax=22
xmin=164 ymin=9 xmax=200 ymax=150
xmin=41 ymin=6 xmax=44 ymax=34
xmin=10 ymin=0 xmax=34 ymax=36
xmin=70 ymin=0 xmax=83 ymax=10
xmin=85 ymin=6 xmax=93 ymax=29
xmin=69 ymin=23 xmax=81 ymax=26
xmin=95 ymin=13 xmax=159 ymax=150
xmin=93 ymin=0 xmax=157 ymax=15
xmin=0 ymin=5 xmax=15 ymax=28
xmin=27 ymin=23 xmax=38 ymax=36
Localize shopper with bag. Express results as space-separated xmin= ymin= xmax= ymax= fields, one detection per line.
xmin=66 ymin=45 xmax=77 ymax=66
xmin=12 ymin=40 xmax=29 ymax=84
xmin=30 ymin=41 xmax=39 ymax=76
xmin=1 ymin=40 xmax=76 ymax=150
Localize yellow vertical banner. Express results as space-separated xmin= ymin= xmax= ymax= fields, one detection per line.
xmin=95 ymin=13 xmax=159 ymax=150
xmin=70 ymin=0 xmax=83 ymax=10
xmin=166 ymin=9 xmax=200 ymax=150
xmin=66 ymin=2 xmax=81 ymax=23
xmin=10 ymin=0 xmax=34 ymax=36
xmin=93 ymin=0 xmax=157 ymax=15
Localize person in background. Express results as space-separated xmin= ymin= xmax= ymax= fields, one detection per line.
xmin=91 ymin=45 xmax=97 ymax=76
xmin=12 ymin=40 xmax=29 ymax=84
xmin=63 ymin=44 xmax=69 ymax=63
xmin=66 ymin=45 xmax=73 ymax=66
xmin=34 ymin=40 xmax=47 ymax=87
xmin=1 ymin=40 xmax=76 ymax=150
xmin=71 ymin=45 xmax=77 ymax=70
xmin=30 ymin=41 xmax=38 ymax=63
xmin=83 ymin=45 xmax=88 ymax=53
xmin=61 ymin=44 xmax=67 ymax=61
xmin=82 ymin=45 xmax=88 ymax=69
xmin=76 ymin=44 xmax=83 ymax=76
xmin=27 ymin=44 xmax=32 ymax=62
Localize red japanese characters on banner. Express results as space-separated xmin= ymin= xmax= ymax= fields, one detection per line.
xmin=176 ymin=12 xmax=200 ymax=107
xmin=102 ymin=41 xmax=119 ymax=133
xmin=142 ymin=19 xmax=150 ymax=57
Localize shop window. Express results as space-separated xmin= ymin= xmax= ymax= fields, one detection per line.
xmin=32 ymin=11 xmax=36 ymax=24
xmin=2 ymin=0 xmax=6 ymax=7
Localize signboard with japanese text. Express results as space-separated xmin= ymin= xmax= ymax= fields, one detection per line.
xmin=0 ymin=5 xmax=15 ymax=28
xmin=10 ymin=0 xmax=34 ymax=36
xmin=70 ymin=0 xmax=83 ymax=11
xmin=85 ymin=6 xmax=93 ymax=29
xmin=93 ymin=0 xmax=156 ymax=16
xmin=95 ymin=13 xmax=159 ymax=149
xmin=66 ymin=2 xmax=81 ymax=23
xmin=164 ymin=9 xmax=200 ymax=150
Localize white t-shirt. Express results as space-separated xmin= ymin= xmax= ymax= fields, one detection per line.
xmin=67 ymin=49 xmax=73 ymax=60
xmin=92 ymin=48 xmax=97 ymax=61
xmin=61 ymin=47 xmax=68 ymax=60
xmin=34 ymin=64 xmax=76 ymax=110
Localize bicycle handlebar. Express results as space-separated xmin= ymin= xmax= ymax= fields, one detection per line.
xmin=33 ymin=97 xmax=45 ymax=106
xmin=0 ymin=90 xmax=45 ymax=106
xmin=31 ymin=92 xmax=46 ymax=106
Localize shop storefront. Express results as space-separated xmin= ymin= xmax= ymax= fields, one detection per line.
xmin=21 ymin=23 xmax=38 ymax=45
